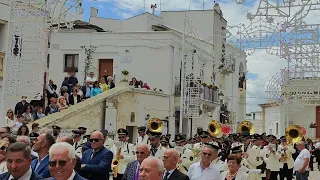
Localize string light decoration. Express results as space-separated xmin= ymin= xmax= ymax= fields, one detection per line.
xmin=229 ymin=0 xmax=320 ymax=113
xmin=2 ymin=0 xmax=83 ymax=103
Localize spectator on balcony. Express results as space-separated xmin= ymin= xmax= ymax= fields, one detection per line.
xmin=102 ymin=70 xmax=109 ymax=82
xmin=61 ymin=77 xmax=71 ymax=94
xmin=75 ymin=83 xmax=84 ymax=98
xmin=69 ymin=87 xmax=81 ymax=105
xmin=22 ymin=105 xmax=34 ymax=124
xmin=107 ymin=76 xmax=115 ymax=90
xmin=34 ymin=107 xmax=46 ymax=120
xmin=86 ymin=72 xmax=97 ymax=84
xmin=14 ymin=96 xmax=30 ymax=117
xmin=238 ymin=73 xmax=246 ymax=89
xmin=99 ymin=77 xmax=108 ymax=92
xmin=90 ymin=81 xmax=102 ymax=97
xmin=130 ymin=77 xmax=139 ymax=88
xmin=68 ymin=72 xmax=79 ymax=88
xmin=5 ymin=109 xmax=15 ymax=131
xmin=81 ymin=82 xmax=92 ymax=99
xmin=12 ymin=115 xmax=24 ymax=134
xmin=46 ymin=79 xmax=58 ymax=102
xmin=17 ymin=125 xmax=29 ymax=137
xmin=45 ymin=97 xmax=59 ymax=115
xmin=143 ymin=83 xmax=150 ymax=90
xmin=57 ymin=96 xmax=69 ymax=111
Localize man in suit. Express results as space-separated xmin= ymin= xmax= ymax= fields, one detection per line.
xmin=79 ymin=131 xmax=113 ymax=180
xmin=139 ymin=157 xmax=164 ymax=180
xmin=0 ymin=142 xmax=43 ymax=180
xmin=47 ymin=142 xmax=86 ymax=180
xmin=122 ymin=144 xmax=150 ymax=180
xmin=58 ymin=136 xmax=82 ymax=173
xmin=162 ymin=149 xmax=189 ymax=180
xmin=31 ymin=133 xmax=56 ymax=178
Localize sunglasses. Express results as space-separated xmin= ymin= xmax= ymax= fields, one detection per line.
xmin=0 ymin=146 xmax=6 ymax=151
xmin=89 ymin=139 xmax=101 ymax=142
xmin=49 ymin=160 xmax=70 ymax=167
xmin=202 ymin=152 xmax=212 ymax=156
xmin=136 ymin=151 xmax=145 ymax=155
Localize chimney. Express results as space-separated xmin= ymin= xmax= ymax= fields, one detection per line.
xmin=90 ymin=7 xmax=98 ymax=17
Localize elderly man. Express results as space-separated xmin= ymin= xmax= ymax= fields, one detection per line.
xmin=139 ymin=157 xmax=164 ymax=180
xmin=58 ymin=136 xmax=82 ymax=173
xmin=0 ymin=142 xmax=43 ymax=180
xmin=163 ymin=149 xmax=189 ymax=180
xmin=122 ymin=144 xmax=150 ymax=180
xmin=188 ymin=144 xmax=221 ymax=180
xmin=294 ymin=141 xmax=310 ymax=180
xmin=79 ymin=131 xmax=113 ymax=180
xmin=31 ymin=133 xmax=56 ymax=178
xmin=17 ymin=135 xmax=38 ymax=160
xmin=47 ymin=142 xmax=86 ymax=180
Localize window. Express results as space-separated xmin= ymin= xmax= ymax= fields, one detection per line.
xmin=276 ymin=123 xmax=279 ymax=134
xmin=130 ymin=112 xmax=135 ymax=123
xmin=47 ymin=54 xmax=50 ymax=68
xmin=64 ymin=54 xmax=79 ymax=72
xmin=253 ymin=113 xmax=255 ymax=119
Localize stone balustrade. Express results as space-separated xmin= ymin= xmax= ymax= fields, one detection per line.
xmin=28 ymin=87 xmax=170 ymax=134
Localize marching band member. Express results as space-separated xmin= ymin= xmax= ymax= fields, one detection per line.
xmin=263 ymin=135 xmax=281 ymax=180
xmin=193 ymin=131 xmax=211 ymax=150
xmin=241 ymin=132 xmax=263 ymax=180
xmin=111 ymin=128 xmax=135 ymax=180
xmin=207 ymin=141 xmax=225 ymax=172
xmin=221 ymin=154 xmax=248 ymax=180
xmin=174 ymin=134 xmax=188 ymax=154
xmin=72 ymin=130 xmax=83 ymax=158
xmin=136 ymin=126 xmax=149 ymax=145
xmin=148 ymin=131 xmax=166 ymax=159
xmin=78 ymin=126 xmax=88 ymax=144
xmin=279 ymin=136 xmax=295 ymax=180
xmin=160 ymin=136 xmax=170 ymax=148
xmin=101 ymin=129 xmax=114 ymax=150
xmin=52 ymin=125 xmax=61 ymax=140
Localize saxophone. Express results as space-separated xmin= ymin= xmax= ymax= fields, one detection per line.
xmin=112 ymin=142 xmax=123 ymax=178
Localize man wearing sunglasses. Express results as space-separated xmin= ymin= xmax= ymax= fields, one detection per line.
xmin=110 ymin=128 xmax=135 ymax=180
xmin=79 ymin=131 xmax=113 ymax=180
xmin=48 ymin=142 xmax=86 ymax=180
xmin=136 ymin=126 xmax=149 ymax=145
xmin=188 ymin=143 xmax=221 ymax=180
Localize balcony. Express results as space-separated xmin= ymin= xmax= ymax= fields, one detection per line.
xmin=219 ymin=55 xmax=235 ymax=75
xmin=200 ymin=85 xmax=220 ymax=110
xmin=0 ymin=52 xmax=4 ymax=78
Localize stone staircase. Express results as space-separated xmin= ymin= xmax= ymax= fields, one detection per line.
xmin=29 ymin=86 xmax=171 ymax=135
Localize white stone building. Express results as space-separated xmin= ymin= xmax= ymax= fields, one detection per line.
xmin=47 ymin=6 xmax=246 ymax=137
xmin=245 ymin=111 xmax=263 ymax=134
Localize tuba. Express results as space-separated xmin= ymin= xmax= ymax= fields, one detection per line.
xmin=147 ymin=118 xmax=163 ymax=133
xmin=112 ymin=142 xmax=123 ymax=178
xmin=237 ymin=120 xmax=255 ymax=135
xmin=208 ymin=120 xmax=222 ymax=137
xmin=285 ymin=125 xmax=303 ymax=144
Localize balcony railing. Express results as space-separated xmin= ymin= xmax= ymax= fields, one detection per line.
xmin=200 ymin=85 xmax=219 ymax=104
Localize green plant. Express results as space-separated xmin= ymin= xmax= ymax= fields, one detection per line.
xmin=159 ymin=89 xmax=163 ymax=91
xmin=208 ymin=84 xmax=214 ymax=89
xmin=201 ymin=83 xmax=207 ymax=87
xmin=153 ymin=88 xmax=157 ymax=91
xmin=81 ymin=45 xmax=97 ymax=82
xmin=121 ymin=70 xmax=129 ymax=75
xmin=120 ymin=79 xmax=128 ymax=82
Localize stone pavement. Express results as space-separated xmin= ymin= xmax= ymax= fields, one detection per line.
xmin=309 ymin=171 xmax=320 ymax=180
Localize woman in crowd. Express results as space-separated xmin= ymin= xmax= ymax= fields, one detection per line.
xmin=4 ymin=109 xmax=15 ymax=130
xmin=75 ymin=83 xmax=84 ymax=98
xmin=0 ymin=140 xmax=8 ymax=173
xmin=57 ymin=96 xmax=68 ymax=111
xmin=99 ymin=77 xmax=108 ymax=92
xmin=34 ymin=106 xmax=46 ymax=120
xmin=69 ymin=87 xmax=81 ymax=105
xmin=22 ymin=105 xmax=34 ymax=123
xmin=17 ymin=124 xmax=29 ymax=136
xmin=221 ymin=154 xmax=248 ymax=180
xmin=45 ymin=97 xmax=60 ymax=115
xmin=90 ymin=81 xmax=102 ymax=97
xmin=107 ymin=76 xmax=115 ymax=89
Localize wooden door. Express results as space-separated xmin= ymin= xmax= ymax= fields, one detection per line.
xmin=316 ymin=106 xmax=320 ymax=138
xmin=99 ymin=59 xmax=113 ymax=80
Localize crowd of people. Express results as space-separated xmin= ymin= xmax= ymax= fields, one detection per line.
xmin=0 ymin=120 xmax=318 ymax=180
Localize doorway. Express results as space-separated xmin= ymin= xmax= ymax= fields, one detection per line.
xmin=99 ymin=59 xmax=113 ymax=80
xmin=126 ymin=126 xmax=135 ymax=143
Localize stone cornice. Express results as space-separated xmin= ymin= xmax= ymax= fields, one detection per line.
xmin=28 ymin=87 xmax=169 ymax=129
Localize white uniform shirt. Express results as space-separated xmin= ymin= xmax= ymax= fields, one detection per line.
xmin=294 ymin=148 xmax=310 ymax=171
xmin=188 ymin=162 xmax=221 ymax=180
xmin=136 ymin=135 xmax=149 ymax=145
xmin=111 ymin=142 xmax=135 ymax=174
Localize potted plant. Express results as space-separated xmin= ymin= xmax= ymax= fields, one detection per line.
xmin=201 ymin=83 xmax=207 ymax=87
xmin=119 ymin=70 xmax=130 ymax=87
xmin=153 ymin=88 xmax=157 ymax=91
xmin=208 ymin=84 xmax=214 ymax=89
xmin=121 ymin=70 xmax=129 ymax=75
xmin=310 ymin=123 xmax=317 ymax=128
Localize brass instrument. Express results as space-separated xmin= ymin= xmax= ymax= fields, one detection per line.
xmin=237 ymin=120 xmax=255 ymax=135
xmin=207 ymin=120 xmax=222 ymax=137
xmin=147 ymin=118 xmax=163 ymax=133
xmin=112 ymin=142 xmax=123 ymax=178
xmin=279 ymin=146 xmax=288 ymax=162
xmin=285 ymin=125 xmax=303 ymax=144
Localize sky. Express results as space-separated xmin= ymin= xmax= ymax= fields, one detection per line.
xmin=77 ymin=0 xmax=297 ymax=113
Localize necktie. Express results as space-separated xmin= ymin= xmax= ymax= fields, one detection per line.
xmin=90 ymin=151 xmax=95 ymax=160
xmin=151 ymin=148 xmax=158 ymax=156
xmin=163 ymin=172 xmax=170 ymax=180
xmin=135 ymin=165 xmax=140 ymax=180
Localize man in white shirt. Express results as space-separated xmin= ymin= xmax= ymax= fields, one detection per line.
xmin=1 ymin=142 xmax=42 ymax=180
xmin=188 ymin=143 xmax=221 ymax=180
xmin=86 ymin=72 xmax=96 ymax=84
xmin=294 ymin=141 xmax=310 ymax=180
xmin=136 ymin=126 xmax=149 ymax=145
xmin=48 ymin=142 xmax=86 ymax=180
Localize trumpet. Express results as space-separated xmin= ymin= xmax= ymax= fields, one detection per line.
xmin=279 ymin=146 xmax=288 ymax=162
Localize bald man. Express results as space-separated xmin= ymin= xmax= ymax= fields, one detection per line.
xmin=139 ymin=157 xmax=164 ymax=180
xmin=79 ymin=131 xmax=113 ymax=180
xmin=122 ymin=144 xmax=150 ymax=180
xmin=163 ymin=149 xmax=189 ymax=180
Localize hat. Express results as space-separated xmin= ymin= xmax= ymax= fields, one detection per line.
xmin=137 ymin=126 xmax=146 ymax=132
xmin=280 ymin=136 xmax=286 ymax=141
xmin=85 ymin=134 xmax=91 ymax=139
xmin=199 ymin=131 xmax=210 ymax=137
xmin=165 ymin=134 xmax=171 ymax=138
xmin=241 ymin=131 xmax=250 ymax=138
xmin=117 ymin=128 xmax=128 ymax=136
xmin=174 ymin=134 xmax=185 ymax=142
xmin=72 ymin=130 xmax=82 ymax=135
xmin=160 ymin=136 xmax=169 ymax=143
xmin=204 ymin=142 xmax=220 ymax=150
xmin=29 ymin=132 xmax=39 ymax=138
xmin=78 ymin=127 xmax=87 ymax=131
xmin=101 ymin=129 xmax=108 ymax=135
xmin=250 ymin=134 xmax=260 ymax=140
xmin=52 ymin=125 xmax=61 ymax=130
xmin=148 ymin=131 xmax=162 ymax=138
xmin=231 ymin=146 xmax=243 ymax=154
xmin=268 ymin=135 xmax=277 ymax=140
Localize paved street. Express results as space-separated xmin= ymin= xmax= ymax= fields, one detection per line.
xmin=309 ymin=171 xmax=320 ymax=180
